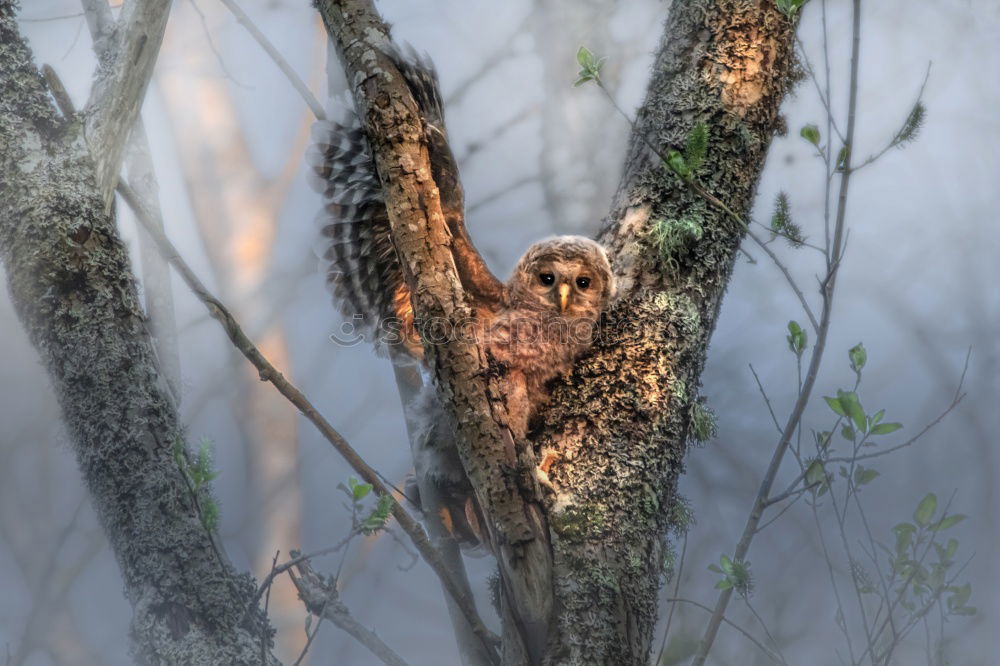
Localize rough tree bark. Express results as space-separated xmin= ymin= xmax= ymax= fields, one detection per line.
xmin=316 ymin=0 xmax=798 ymax=664
xmin=0 ymin=3 xmax=276 ymax=663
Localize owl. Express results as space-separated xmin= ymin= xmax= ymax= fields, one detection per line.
xmin=309 ymin=49 xmax=615 ymax=549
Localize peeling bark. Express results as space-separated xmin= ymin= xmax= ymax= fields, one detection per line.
xmin=0 ymin=4 xmax=275 ymax=663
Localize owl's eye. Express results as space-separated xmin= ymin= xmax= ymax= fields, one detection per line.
xmin=538 ymin=272 xmax=555 ymax=286
xmin=576 ymin=276 xmax=591 ymax=290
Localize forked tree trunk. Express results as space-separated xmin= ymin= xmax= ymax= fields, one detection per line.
xmin=1 ymin=0 xmax=798 ymax=662
xmin=316 ymin=0 xmax=799 ymax=664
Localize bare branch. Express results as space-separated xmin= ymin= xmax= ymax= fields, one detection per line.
xmin=290 ymin=557 xmax=410 ymax=666
xmin=218 ymin=0 xmax=326 ymax=119
xmin=79 ymin=1 xmax=182 ymax=405
xmin=81 ymin=0 xmax=172 ymax=211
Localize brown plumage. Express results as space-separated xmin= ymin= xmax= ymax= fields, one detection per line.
xmin=310 ymin=49 xmax=615 ymax=550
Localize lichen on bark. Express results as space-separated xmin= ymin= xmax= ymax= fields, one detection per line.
xmin=533 ymin=1 xmax=798 ymax=663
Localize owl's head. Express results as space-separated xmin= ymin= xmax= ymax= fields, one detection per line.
xmin=509 ymin=236 xmax=615 ymax=319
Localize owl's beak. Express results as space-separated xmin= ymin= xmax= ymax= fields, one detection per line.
xmin=558 ymin=283 xmax=571 ymax=312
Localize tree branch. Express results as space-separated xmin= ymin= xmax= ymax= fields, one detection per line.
xmin=314 ymin=1 xmax=552 ymax=661
xmin=290 ymin=557 xmax=410 ymax=666
xmin=81 ymin=0 xmax=172 ymax=211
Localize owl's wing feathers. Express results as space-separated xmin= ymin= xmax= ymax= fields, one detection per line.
xmin=310 ymin=50 xmax=503 ymax=360
xmin=309 ymin=111 xmax=419 ymax=355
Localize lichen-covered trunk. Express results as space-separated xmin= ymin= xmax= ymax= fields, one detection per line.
xmin=536 ymin=1 xmax=797 ymax=663
xmin=0 ymin=6 xmax=274 ymax=663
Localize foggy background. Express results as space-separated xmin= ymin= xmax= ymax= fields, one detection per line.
xmin=2 ymin=0 xmax=997 ymax=664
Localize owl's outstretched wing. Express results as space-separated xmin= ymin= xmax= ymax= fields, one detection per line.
xmin=309 ymin=49 xmax=503 ymax=360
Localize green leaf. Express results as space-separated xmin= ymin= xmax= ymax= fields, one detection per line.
xmin=854 ymin=466 xmax=879 ymax=486
xmin=945 ymin=538 xmax=959 ymax=560
xmin=914 ymin=493 xmax=938 ymax=527
xmin=776 ymin=0 xmax=808 ymax=17
xmin=947 ymin=583 xmax=972 ymax=610
xmin=769 ymin=192 xmax=804 ymax=248
xmin=815 ymin=431 xmax=832 ymax=450
xmin=824 ymin=396 xmax=846 ymax=416
xmin=360 ymin=494 xmax=394 ymax=535
xmin=800 ymin=124 xmax=821 ymax=146
xmin=848 ymin=342 xmax=867 ymax=375
xmin=806 ymin=460 xmax=826 ymax=489
xmin=930 ymin=514 xmax=966 ymax=532
xmin=707 ymin=564 xmax=724 ymax=574
xmin=715 ymin=579 xmax=734 ymax=590
xmin=720 ymin=554 xmax=734 ymax=574
xmin=835 ymin=145 xmax=848 ymax=170
xmin=841 ymin=424 xmax=855 ymax=441
xmin=574 ymin=46 xmax=605 ymax=86
xmin=893 ymin=522 xmax=916 ymax=555
xmin=893 ymin=101 xmax=926 ymax=147
xmin=838 ymin=390 xmax=867 ymax=433
xmin=870 ymin=422 xmax=903 ymax=435
xmin=347 ymin=477 xmax=373 ymax=501
xmin=786 ymin=320 xmax=807 ymax=356
xmin=664 ymin=150 xmax=689 ymax=178
xmin=872 ymin=409 xmax=885 ymax=424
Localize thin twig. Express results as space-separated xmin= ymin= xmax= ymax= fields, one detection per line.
xmin=467 ymin=174 xmax=539 ymax=214
xmin=665 ymin=598 xmax=785 ymax=665
xmin=218 ymin=0 xmax=326 ymax=119
xmin=795 ymin=35 xmax=845 ymax=144
xmin=261 ymin=550 xmax=279 ymax=666
xmin=291 ymin=558 xmax=411 ymax=666
xmin=749 ymin=364 xmax=784 ymax=435
xmin=656 ymin=532 xmax=688 ymax=666
xmin=851 ymin=63 xmax=932 ymax=173
xmin=20 ymin=11 xmax=86 ymax=22
xmin=291 ymin=600 xmax=326 ymax=666
xmin=691 ymin=2 xmax=864 ymax=662
xmin=253 ymin=535 xmax=358 ymax=607
xmin=747 ymin=230 xmax=819 ymax=332
xmin=187 ymin=0 xmax=250 ymax=88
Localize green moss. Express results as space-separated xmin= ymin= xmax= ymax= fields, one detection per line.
xmin=647 ymin=216 xmax=704 ymax=277
xmin=688 ymin=400 xmax=716 ymax=443
xmin=551 ymin=502 xmax=607 ymax=542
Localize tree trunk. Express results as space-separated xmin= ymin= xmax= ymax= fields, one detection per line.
xmin=541 ymin=2 xmax=797 ymax=662
xmin=0 ymin=5 xmax=276 ymax=663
